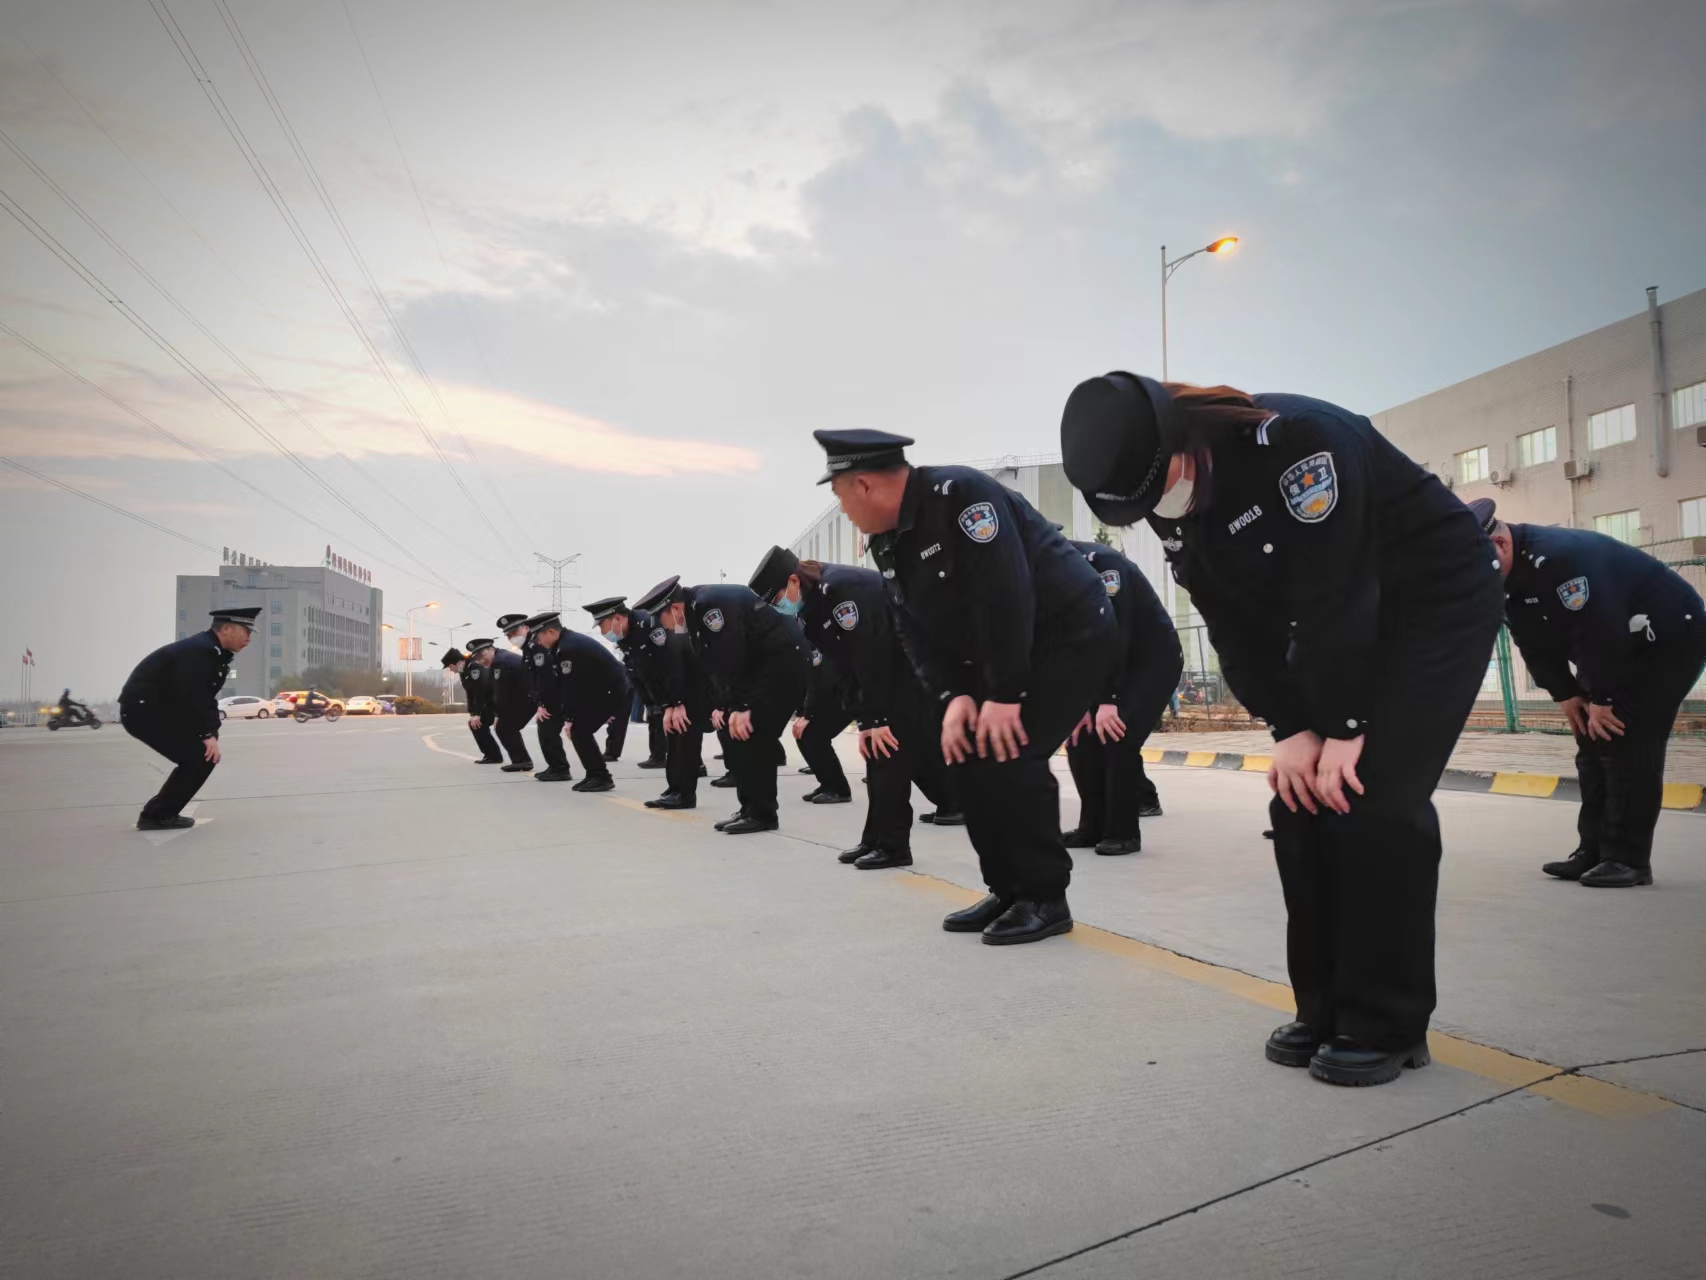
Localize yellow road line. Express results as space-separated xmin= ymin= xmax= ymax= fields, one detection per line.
xmin=1490 ymin=772 xmax=1560 ymax=798
xmin=1241 ymin=754 xmax=1272 ymax=773
xmin=1140 ymin=748 xmax=1163 ymax=764
xmin=421 ymin=732 xmax=479 ymax=762
xmin=1184 ymin=750 xmax=1218 ymax=768
xmin=604 ymin=794 xmax=703 ymax=824
xmin=1661 ymin=782 xmax=1704 ymax=810
xmin=895 ymin=873 xmax=1669 ymax=1118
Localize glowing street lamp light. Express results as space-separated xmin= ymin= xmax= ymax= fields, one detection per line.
xmin=1161 ymin=235 xmax=1240 ymax=380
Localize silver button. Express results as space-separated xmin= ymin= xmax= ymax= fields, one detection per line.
xmin=1262 ymin=543 xmax=1273 ymax=554
xmin=938 ymin=571 xmax=945 ymax=578
xmin=1347 ymin=718 xmax=1358 ymax=729
xmin=1491 ymin=559 xmax=1500 ymax=570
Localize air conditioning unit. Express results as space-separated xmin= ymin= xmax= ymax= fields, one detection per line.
xmin=1563 ymin=459 xmax=1593 ymax=481
xmin=1489 ymin=470 xmax=1513 ymax=488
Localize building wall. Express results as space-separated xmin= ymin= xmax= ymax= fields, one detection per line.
xmin=174 ymin=563 xmax=383 ymax=698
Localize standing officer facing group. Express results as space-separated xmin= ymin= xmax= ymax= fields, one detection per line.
xmin=1472 ymin=498 xmax=1706 ymax=888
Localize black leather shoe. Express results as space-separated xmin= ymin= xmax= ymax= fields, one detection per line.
xmin=798 ymin=766 xmax=815 ymax=775
xmin=1309 ymin=1036 xmax=1430 ymax=1086
xmin=710 ymin=773 xmax=738 ymax=788
xmin=1542 ymin=848 xmax=1599 ymax=880
xmin=801 ymin=786 xmax=828 ymax=802
xmin=501 ymin=762 xmax=534 ymax=773
xmin=838 ymin=844 xmax=871 ymax=864
xmin=855 ymin=847 xmax=913 ymax=870
xmin=942 ymin=893 xmax=1013 ymax=932
xmin=637 ymin=757 xmax=666 ymax=770
xmin=137 ymin=814 xmax=195 ymax=830
xmin=1137 ymin=802 xmax=1163 ymax=818
xmin=698 ymin=764 xmax=709 ymax=777
xmin=808 ymin=790 xmax=852 ymax=805
xmin=572 ymin=777 xmax=615 ymax=793
xmin=1062 ymin=828 xmax=1100 ymax=849
xmin=925 ymin=810 xmax=966 ymax=827
xmin=982 ymin=897 xmax=1073 ymax=946
xmin=1579 ymin=860 xmax=1653 ymax=888
xmin=713 ymin=752 xmax=724 ymax=761
xmin=644 ymin=793 xmax=680 ymax=808
xmin=535 ymin=768 xmax=572 ymax=782
xmin=1265 ymin=1021 xmax=1324 ymax=1067
xmin=713 ymin=810 xmax=747 ymax=831
xmin=1095 ymin=835 xmax=1141 ymax=856
xmin=721 ymin=815 xmax=779 ymax=835
xmin=653 ymin=795 xmax=695 ymax=810
xmin=1262 ymin=829 xmax=1274 ymax=840
xmin=476 ymin=755 xmax=504 ymax=764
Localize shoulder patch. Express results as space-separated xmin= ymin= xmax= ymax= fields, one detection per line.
xmin=1557 ymin=576 xmax=1589 ymax=612
xmin=833 ymin=600 xmax=860 ymax=630
xmin=1279 ymin=452 xmax=1338 ymax=523
xmin=958 ymin=501 xmax=999 ymax=543
xmin=650 ymin=627 xmax=667 ymax=646
xmin=1101 ymin=569 xmax=1121 ymax=596
xmin=810 ymin=648 xmax=823 ymax=667
xmin=531 ymin=651 xmax=545 ymax=666
xmin=559 ymin=659 xmax=573 ymax=674
xmin=703 ymin=608 xmax=725 ymax=633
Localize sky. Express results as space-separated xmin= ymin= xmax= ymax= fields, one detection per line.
xmin=3 ymin=0 xmax=1703 ymax=696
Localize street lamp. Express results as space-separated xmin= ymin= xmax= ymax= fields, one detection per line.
xmin=404 ymin=601 xmax=439 ymax=697
xmin=1160 ymin=235 xmax=1238 ymax=381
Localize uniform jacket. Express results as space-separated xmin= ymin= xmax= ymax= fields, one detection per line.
xmin=870 ymin=465 xmax=1109 ymax=704
xmin=488 ymin=647 xmax=534 ymax=716
xmin=644 ymin=618 xmax=712 ymax=722
xmin=1147 ymin=393 xmax=1491 ymax=742
xmin=533 ymin=629 xmax=628 ymax=719
xmin=460 ymin=662 xmax=492 ymax=719
xmin=798 ymin=564 xmax=905 ymax=729
xmin=613 ymin=607 xmax=664 ymax=706
xmin=119 ymin=630 xmax=234 ymax=739
xmin=684 ymin=584 xmax=810 ymax=713
xmin=1503 ymin=524 xmax=1705 ymax=706
xmin=1070 ymin=541 xmax=1179 ymax=704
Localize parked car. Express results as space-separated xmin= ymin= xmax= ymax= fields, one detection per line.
xmin=271 ymin=696 xmax=295 ymax=717
xmin=218 ymin=694 xmax=273 ymax=721
xmin=343 ymin=695 xmax=381 ymax=715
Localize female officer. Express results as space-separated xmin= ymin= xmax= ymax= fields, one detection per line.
xmin=1059 ymin=376 xmax=1504 ymax=1086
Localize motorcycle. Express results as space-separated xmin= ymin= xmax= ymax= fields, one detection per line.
xmin=47 ymin=705 xmax=102 ymax=731
xmin=293 ymin=702 xmax=344 ymax=724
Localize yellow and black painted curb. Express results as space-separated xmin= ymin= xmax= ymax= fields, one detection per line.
xmin=1139 ymin=747 xmax=1706 ymax=814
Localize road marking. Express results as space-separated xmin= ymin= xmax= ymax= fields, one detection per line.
xmin=894 ymin=872 xmax=1671 ymax=1118
xmin=1491 ymin=772 xmax=1559 ymax=798
xmin=1240 ymin=754 xmax=1272 ymax=773
xmin=1661 ymin=781 xmax=1704 ymax=810
xmin=604 ymin=795 xmax=701 ymax=824
xmin=1184 ymin=750 xmax=1217 ymax=767
xmin=421 ymin=732 xmax=479 ymax=762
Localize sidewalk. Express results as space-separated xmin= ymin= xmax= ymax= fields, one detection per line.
xmin=1145 ymin=728 xmax=1706 ymax=811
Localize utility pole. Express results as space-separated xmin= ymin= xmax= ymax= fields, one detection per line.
xmin=534 ymin=552 xmax=581 ymax=612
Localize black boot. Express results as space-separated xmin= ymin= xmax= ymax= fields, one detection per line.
xmin=1095 ymin=835 xmax=1141 ymax=856
xmin=1264 ymin=1021 xmax=1324 ymax=1067
xmin=854 ymin=847 xmax=913 ymax=870
xmin=1309 ymin=1036 xmax=1430 ymax=1086
xmin=572 ymin=776 xmax=615 ymax=793
xmin=1062 ymin=828 xmax=1100 ymax=849
xmin=1579 ymin=860 xmax=1653 ymax=888
xmin=838 ymin=844 xmax=870 ymax=864
xmin=982 ymin=897 xmax=1074 ymax=946
xmin=501 ymin=761 xmax=534 ymax=773
xmin=1542 ymin=848 xmax=1598 ymax=880
xmin=942 ymin=893 xmax=1013 ymax=932
xmin=137 ymin=814 xmax=195 ymax=831
xmin=535 ymin=767 xmax=572 ymax=782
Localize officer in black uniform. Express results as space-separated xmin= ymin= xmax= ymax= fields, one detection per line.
xmin=441 ymin=645 xmax=502 ymax=762
xmin=632 ymin=577 xmax=714 ymax=810
xmin=1471 ymin=498 xmax=1706 ymax=888
xmin=751 ymin=545 xmax=959 ymax=869
xmin=523 ymin=611 xmax=630 ymax=792
xmin=487 ymin=615 xmax=537 ymax=773
xmin=119 ymin=606 xmax=258 ymax=829
xmin=584 ymin=597 xmax=656 ymax=768
xmin=1063 ymin=537 xmax=1182 ymax=855
xmin=1061 ymin=374 xmax=1505 ymax=1085
xmin=501 ymin=611 xmax=572 ymax=781
xmin=815 ymin=430 xmax=1118 ymax=941
xmin=772 ymin=604 xmax=854 ymax=805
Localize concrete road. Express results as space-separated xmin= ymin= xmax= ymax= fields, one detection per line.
xmin=3 ymin=717 xmax=1702 ymax=1279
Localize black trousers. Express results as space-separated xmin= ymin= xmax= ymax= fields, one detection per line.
xmin=863 ymin=692 xmax=955 ymax=854
xmin=566 ymin=684 xmax=627 ymax=783
xmin=1271 ymin=564 xmax=1504 ymax=1052
xmin=1066 ymin=639 xmax=1181 ymax=838
xmin=952 ymin=615 xmax=1121 ymax=899
xmin=665 ymin=724 xmax=707 ymax=802
xmin=799 ymin=705 xmax=853 ymax=796
xmin=1574 ymin=622 xmax=1706 ymax=870
xmin=647 ymin=715 xmax=666 ymax=763
xmin=603 ymin=705 xmax=629 ymax=760
xmin=121 ymin=709 xmax=218 ymax=819
xmin=725 ymin=676 xmax=806 ymax=824
xmin=468 ymin=720 xmax=500 ymax=760
xmin=537 ymin=713 xmax=570 ymax=774
xmin=492 ymin=707 xmax=533 ymax=766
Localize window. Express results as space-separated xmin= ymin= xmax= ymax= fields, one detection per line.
xmin=271 ymin=599 xmax=283 ymax=613
xmin=1593 ymin=510 xmax=1641 ymax=545
xmin=1588 ymin=404 xmax=1637 ymax=449
xmin=270 ymin=644 xmax=282 ymax=658
xmin=1516 ymin=427 xmax=1556 ymax=467
xmin=1673 ymin=380 xmax=1706 ymax=430
xmin=1457 ymin=446 xmax=1490 ymax=484
xmin=270 ymin=622 xmax=282 ymax=636
xmin=1682 ymin=497 xmax=1706 ymax=539
xmin=269 ymin=665 xmax=282 ymax=679
xmin=178 ymin=609 xmax=186 ymax=620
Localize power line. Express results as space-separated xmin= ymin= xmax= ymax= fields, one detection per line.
xmin=0 ymin=455 xmax=222 ymax=553
xmin=533 ymin=552 xmax=581 ymax=612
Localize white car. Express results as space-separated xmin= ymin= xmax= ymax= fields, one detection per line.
xmin=271 ymin=696 xmax=295 ymax=717
xmin=343 ymin=695 xmax=381 ymax=715
xmin=218 ymin=695 xmax=273 ymax=721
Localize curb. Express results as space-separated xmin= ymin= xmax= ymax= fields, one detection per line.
xmin=1139 ymin=747 xmax=1706 ymax=814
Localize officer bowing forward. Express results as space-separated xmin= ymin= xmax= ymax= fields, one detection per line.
xmin=816 ymin=429 xmax=1118 ymax=942
xmin=442 ymin=646 xmax=502 ymax=763
xmin=1061 ymin=374 xmax=1504 ymax=1086
xmin=119 ymin=606 xmax=259 ymax=829
xmin=1064 ymin=537 xmax=1182 ymax=855
xmin=750 ymin=544 xmax=958 ymax=869
xmin=1473 ymin=499 xmax=1706 ymax=887
xmin=523 ymin=611 xmax=630 ymax=793
xmin=486 ymin=618 xmax=537 ymax=773
xmin=631 ymin=578 xmax=714 ymax=811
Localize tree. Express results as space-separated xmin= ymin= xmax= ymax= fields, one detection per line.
xmin=1093 ymin=523 xmax=1116 ymax=547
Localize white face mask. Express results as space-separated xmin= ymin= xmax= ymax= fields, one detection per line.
xmin=1152 ymin=475 xmax=1195 ymax=520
